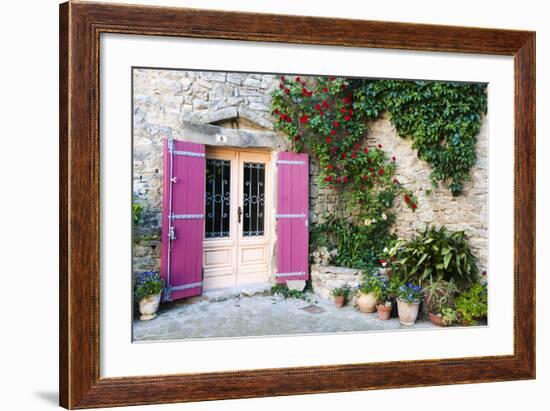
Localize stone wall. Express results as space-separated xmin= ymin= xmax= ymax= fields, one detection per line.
xmin=133 ymin=69 xmax=488 ymax=277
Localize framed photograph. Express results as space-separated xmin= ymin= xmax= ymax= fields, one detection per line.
xmin=59 ymin=2 xmax=535 ymax=409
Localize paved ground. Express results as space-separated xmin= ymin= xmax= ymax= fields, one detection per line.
xmin=133 ymin=287 xmax=436 ymax=341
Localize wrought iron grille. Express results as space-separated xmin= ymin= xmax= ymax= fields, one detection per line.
xmin=243 ymin=162 xmax=265 ymax=236
xmin=205 ymin=159 xmax=231 ymax=238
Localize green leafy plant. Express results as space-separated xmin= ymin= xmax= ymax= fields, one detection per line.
xmin=357 ymin=271 xmax=388 ymax=296
xmin=423 ymin=279 xmax=459 ymax=314
xmin=441 ymin=307 xmax=459 ymax=326
xmin=270 ymin=283 xmax=310 ymax=301
xmin=455 ymin=283 xmax=488 ymax=325
xmin=391 ymin=226 xmax=480 ymax=289
xmin=310 ymin=219 xmax=395 ymax=270
xmin=133 ymin=194 xmax=144 ymax=225
xmin=331 ymin=285 xmax=351 ymax=297
xmin=134 ymin=271 xmax=163 ymax=301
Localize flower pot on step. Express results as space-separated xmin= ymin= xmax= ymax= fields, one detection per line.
xmin=376 ymin=303 xmax=392 ymax=320
xmin=357 ymin=292 xmax=377 ymax=313
xmin=429 ymin=312 xmax=446 ymax=327
xmin=397 ymin=299 xmax=420 ymax=326
xmin=138 ymin=292 xmax=161 ymax=321
xmin=334 ymin=295 xmax=345 ymax=308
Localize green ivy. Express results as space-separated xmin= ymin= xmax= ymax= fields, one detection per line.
xmin=355 ymin=80 xmax=487 ymax=196
xmin=272 ymin=76 xmax=487 ymax=197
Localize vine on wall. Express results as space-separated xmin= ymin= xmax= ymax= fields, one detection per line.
xmin=271 ymin=75 xmax=486 ymax=269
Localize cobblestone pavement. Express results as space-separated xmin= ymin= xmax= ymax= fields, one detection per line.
xmin=133 ymin=290 xmax=437 ymax=341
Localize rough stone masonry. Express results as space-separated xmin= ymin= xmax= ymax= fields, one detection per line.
xmin=132 ymin=69 xmax=488 ymax=280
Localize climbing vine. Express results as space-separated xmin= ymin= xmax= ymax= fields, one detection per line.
xmin=355 ymin=80 xmax=487 ymax=196
xmin=271 ymin=75 xmax=486 ymax=269
xmin=271 ymin=76 xmax=487 ymax=198
xmin=271 ymin=76 xmax=417 ymax=224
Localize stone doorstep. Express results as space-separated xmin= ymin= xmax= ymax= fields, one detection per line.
xmin=179 ymin=282 xmax=272 ymax=305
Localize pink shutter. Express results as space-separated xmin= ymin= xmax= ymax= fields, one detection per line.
xmin=160 ymin=138 xmax=205 ymax=301
xmin=276 ymin=152 xmax=309 ymax=283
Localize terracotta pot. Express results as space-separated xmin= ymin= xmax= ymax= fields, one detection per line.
xmin=429 ymin=312 xmax=446 ymax=327
xmin=334 ymin=295 xmax=345 ymax=308
xmin=138 ymin=292 xmax=161 ymax=321
xmin=376 ymin=303 xmax=392 ymax=320
xmin=357 ymin=292 xmax=377 ymax=313
xmin=397 ymin=299 xmax=420 ymax=326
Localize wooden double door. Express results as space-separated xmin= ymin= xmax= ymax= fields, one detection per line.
xmin=202 ymin=147 xmax=273 ymax=289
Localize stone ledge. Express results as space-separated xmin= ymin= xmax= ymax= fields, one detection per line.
xmin=311 ymin=264 xmax=362 ymax=301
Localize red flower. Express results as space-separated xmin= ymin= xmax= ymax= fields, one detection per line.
xmin=323 ymin=86 xmax=329 ymax=93
xmin=362 ymin=175 xmax=368 ymax=180
xmin=354 ymin=143 xmax=361 ymax=149
xmin=331 ymin=129 xmax=336 ymax=136
xmin=378 ymin=144 xmax=383 ymax=148
xmin=307 ymin=91 xmax=313 ymax=97
xmin=333 ymin=121 xmax=340 ymax=128
xmin=340 ymin=108 xmax=346 ymax=113
xmin=379 ymin=259 xmax=386 ymax=265
xmin=285 ymin=87 xmax=290 ymax=94
xmin=352 ymin=151 xmax=357 ymax=158
xmin=315 ymin=103 xmax=321 ymax=111
xmin=344 ymin=115 xmax=351 ymax=121
xmin=368 ymin=167 xmax=374 ymax=172
xmin=294 ymin=135 xmax=300 ymax=141
xmin=405 ymin=194 xmax=411 ymax=204
xmin=302 ymin=81 xmax=306 ymax=86
xmin=343 ymin=97 xmax=350 ymax=104
xmin=329 ymin=76 xmax=335 ymax=81
xmin=342 ymin=152 xmax=347 ymax=159
xmin=300 ymin=114 xmax=309 ymax=124
xmin=393 ymin=178 xmax=399 ymax=184
xmin=411 ymin=203 xmax=417 ymax=210
xmin=295 ymin=76 xmax=301 ymax=82
xmin=343 ymin=176 xmax=349 ymax=183
xmin=326 ymin=136 xmax=332 ymax=144
xmin=326 ymin=164 xmax=332 ymax=170
xmin=363 ymin=148 xmax=368 ymax=154
xmin=320 ymin=111 xmax=325 ymax=116
xmin=302 ymin=88 xmax=309 ymax=96
xmin=279 ymin=113 xmax=285 ymax=120
xmin=330 ymin=146 xmax=337 ymax=154
xmin=285 ymin=115 xmax=292 ymax=123
xmin=392 ymin=156 xmax=396 ymax=161
xmin=378 ymin=169 xmax=384 ymax=176
xmin=324 ymin=175 xmax=333 ymax=182
xmin=349 ymin=109 xmax=354 ymax=115
xmin=280 ymin=75 xmax=285 ymax=81
xmin=273 ymin=109 xmax=279 ymax=114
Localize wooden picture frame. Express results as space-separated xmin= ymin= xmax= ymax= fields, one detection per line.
xmin=59 ymin=1 xmax=535 ymax=408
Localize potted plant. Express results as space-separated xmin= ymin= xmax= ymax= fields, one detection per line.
xmin=423 ymin=279 xmax=459 ymax=326
xmin=356 ymin=272 xmax=384 ymax=313
xmin=372 ymin=278 xmax=392 ymax=320
xmin=386 ymin=275 xmax=402 ymax=318
xmin=396 ymin=283 xmax=423 ymax=325
xmin=455 ymin=283 xmax=488 ymax=326
xmin=331 ymin=285 xmax=350 ymax=308
xmin=134 ymin=271 xmax=164 ymax=321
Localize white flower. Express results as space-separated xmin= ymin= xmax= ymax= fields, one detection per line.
xmin=381 ymin=213 xmax=387 ymax=220
xmin=364 ymin=219 xmax=371 ymax=226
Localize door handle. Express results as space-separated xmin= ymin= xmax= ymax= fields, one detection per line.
xmin=238 ymin=206 xmax=242 ymax=223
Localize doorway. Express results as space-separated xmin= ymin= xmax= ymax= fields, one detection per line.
xmin=202 ymin=147 xmax=273 ymax=289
